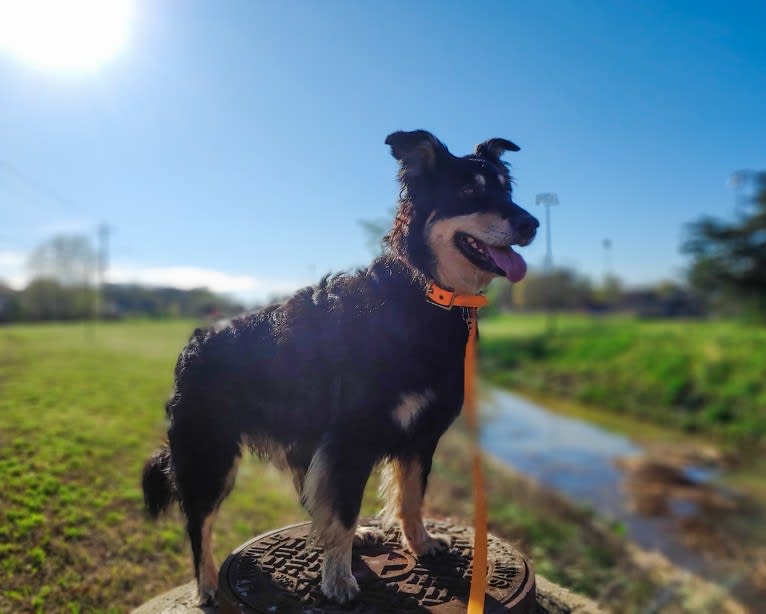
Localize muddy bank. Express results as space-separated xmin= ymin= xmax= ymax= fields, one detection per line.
xmin=424 ymin=426 xmax=750 ymax=613
xmin=462 ymin=387 xmax=766 ymax=610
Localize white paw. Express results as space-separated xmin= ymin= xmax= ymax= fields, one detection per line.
xmin=353 ymin=526 xmax=386 ymax=546
xmin=409 ymin=533 xmax=451 ymax=557
xmin=321 ymin=572 xmax=360 ymax=603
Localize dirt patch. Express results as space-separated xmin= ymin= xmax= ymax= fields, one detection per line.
xmin=615 ymin=451 xmax=766 ymax=608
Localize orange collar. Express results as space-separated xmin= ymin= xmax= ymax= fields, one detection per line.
xmin=425 ymin=281 xmax=489 ymax=310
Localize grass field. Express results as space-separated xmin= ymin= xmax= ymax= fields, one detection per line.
xmin=480 ymin=313 xmax=766 ymax=449
xmin=0 ymin=321 xmax=307 ymax=613
xmin=0 ymin=319 xmax=743 ymax=612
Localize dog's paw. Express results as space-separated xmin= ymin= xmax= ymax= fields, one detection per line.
xmin=353 ymin=526 xmax=386 ymax=547
xmin=197 ymin=585 xmax=217 ymax=608
xmin=198 ymin=565 xmax=219 ymax=607
xmin=409 ymin=533 xmax=451 ymax=557
xmin=321 ymin=572 xmax=360 ymax=604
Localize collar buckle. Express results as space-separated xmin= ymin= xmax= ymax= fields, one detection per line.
xmin=425 ymin=283 xmax=457 ymax=310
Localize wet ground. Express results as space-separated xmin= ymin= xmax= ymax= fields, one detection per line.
xmin=480 ymin=388 xmax=765 ymax=602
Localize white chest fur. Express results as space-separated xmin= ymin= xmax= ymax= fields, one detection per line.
xmin=392 ymin=390 xmax=435 ymax=430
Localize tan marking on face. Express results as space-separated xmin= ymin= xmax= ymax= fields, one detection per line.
xmin=393 ymin=390 xmax=435 ymax=430
xmin=425 ymin=211 xmax=513 ymax=293
xmin=498 ymin=173 xmax=506 ymax=186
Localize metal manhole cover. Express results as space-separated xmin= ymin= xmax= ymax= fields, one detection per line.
xmin=218 ymin=518 xmax=535 ymax=613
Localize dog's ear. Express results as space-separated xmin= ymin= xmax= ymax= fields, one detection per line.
xmin=474 ymin=138 xmax=520 ymax=161
xmin=385 ymin=130 xmax=447 ymax=174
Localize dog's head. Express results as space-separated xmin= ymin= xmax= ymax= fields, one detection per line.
xmin=385 ymin=130 xmax=539 ymax=294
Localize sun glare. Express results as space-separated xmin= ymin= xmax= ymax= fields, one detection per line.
xmin=0 ymin=0 xmax=134 ymax=73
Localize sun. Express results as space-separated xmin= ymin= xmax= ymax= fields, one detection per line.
xmin=0 ymin=0 xmax=135 ymax=73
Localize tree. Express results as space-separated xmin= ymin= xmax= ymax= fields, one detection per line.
xmin=682 ymin=171 xmax=766 ymax=320
xmin=27 ymin=234 xmax=96 ymax=286
xmin=19 ymin=278 xmax=94 ymax=320
xmin=357 ymin=210 xmax=395 ymax=257
xmin=511 ymin=268 xmax=594 ymax=311
xmin=21 ymin=234 xmax=97 ymax=320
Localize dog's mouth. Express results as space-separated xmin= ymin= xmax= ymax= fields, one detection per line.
xmin=455 ymin=232 xmax=528 ymax=283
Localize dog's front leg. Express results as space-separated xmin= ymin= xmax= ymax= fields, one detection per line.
xmin=302 ymin=438 xmax=374 ymax=603
xmin=382 ymin=449 xmax=450 ymax=556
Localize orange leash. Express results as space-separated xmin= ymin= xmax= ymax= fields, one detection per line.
xmin=464 ymin=309 xmax=488 ymax=613
xmin=425 ymin=281 xmax=488 ymax=613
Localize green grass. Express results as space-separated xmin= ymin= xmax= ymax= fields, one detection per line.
xmin=0 ymin=321 xmax=308 ymax=613
xmin=480 ymin=313 xmax=766 ymax=448
xmin=0 ymin=319 xmax=716 ymax=612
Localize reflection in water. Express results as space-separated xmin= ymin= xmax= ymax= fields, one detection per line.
xmin=479 ymin=388 xmax=740 ymax=575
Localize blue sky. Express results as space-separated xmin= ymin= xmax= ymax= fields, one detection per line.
xmin=1 ymin=1 xmax=765 ymax=301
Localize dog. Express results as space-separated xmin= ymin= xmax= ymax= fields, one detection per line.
xmin=142 ymin=129 xmax=539 ymax=605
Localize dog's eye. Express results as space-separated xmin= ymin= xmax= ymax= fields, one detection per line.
xmin=459 ymin=185 xmax=475 ymax=198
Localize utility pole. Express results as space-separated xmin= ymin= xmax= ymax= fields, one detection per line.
xmin=536 ymin=193 xmax=559 ymax=333
xmin=96 ymin=224 xmax=110 ymax=320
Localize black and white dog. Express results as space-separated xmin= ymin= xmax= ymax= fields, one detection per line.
xmin=142 ymin=130 xmax=538 ymax=604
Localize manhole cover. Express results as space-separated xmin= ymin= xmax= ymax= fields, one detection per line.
xmin=218 ymin=518 xmax=535 ymax=613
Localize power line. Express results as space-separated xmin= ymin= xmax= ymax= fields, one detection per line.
xmin=0 ymin=158 xmax=91 ymax=216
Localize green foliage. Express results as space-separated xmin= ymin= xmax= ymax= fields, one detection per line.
xmin=0 ymin=282 xmax=244 ymax=323
xmin=18 ymin=279 xmax=96 ymax=321
xmin=27 ymin=234 xmax=96 ymax=287
xmin=683 ymin=170 xmax=766 ymax=321
xmin=481 ymin=314 xmax=766 ymax=446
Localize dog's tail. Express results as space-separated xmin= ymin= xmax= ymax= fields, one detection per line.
xmin=142 ymin=444 xmax=177 ymax=518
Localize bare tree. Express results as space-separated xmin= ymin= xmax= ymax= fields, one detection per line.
xmin=27 ymin=234 xmax=96 ymax=286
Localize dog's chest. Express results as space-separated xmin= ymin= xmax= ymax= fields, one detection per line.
xmin=389 ymin=381 xmax=462 ymax=433
xmin=392 ymin=390 xmax=436 ymax=430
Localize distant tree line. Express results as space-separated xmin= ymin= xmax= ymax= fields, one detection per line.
xmin=0 ymin=234 xmax=244 ymax=323
xmin=484 ymin=270 xmax=704 ymax=318
xmin=5 ymin=169 xmax=765 ymax=324
xmin=0 ymin=280 xmax=244 ymax=323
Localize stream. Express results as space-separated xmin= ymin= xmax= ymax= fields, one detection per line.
xmin=480 ymin=387 xmax=733 ymax=576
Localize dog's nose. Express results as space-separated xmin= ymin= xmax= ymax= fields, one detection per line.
xmin=513 ymin=214 xmax=539 ymax=240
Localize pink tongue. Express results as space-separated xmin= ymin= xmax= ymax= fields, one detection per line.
xmin=486 ymin=245 xmax=527 ymax=283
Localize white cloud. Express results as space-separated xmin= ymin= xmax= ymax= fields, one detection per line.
xmin=0 ymin=249 xmax=307 ymax=303
xmin=107 ymin=264 xmax=308 ymax=303
xmin=0 ymin=249 xmax=27 ymax=289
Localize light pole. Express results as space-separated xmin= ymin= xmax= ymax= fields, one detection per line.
xmin=602 ymin=238 xmax=612 ymax=280
xmin=536 ymin=193 xmax=559 ymax=272
xmin=536 ymin=193 xmax=559 ymax=333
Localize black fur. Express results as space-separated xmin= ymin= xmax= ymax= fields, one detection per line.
xmin=142 ymin=129 xmax=538 ymax=603
xmin=142 ymin=445 xmax=175 ymax=517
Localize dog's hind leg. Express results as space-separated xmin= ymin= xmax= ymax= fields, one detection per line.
xmin=170 ymin=420 xmax=241 ymax=605
xmin=302 ymin=437 xmax=375 ymax=604
xmin=380 ymin=443 xmax=450 ymax=557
